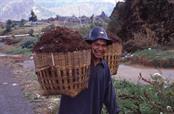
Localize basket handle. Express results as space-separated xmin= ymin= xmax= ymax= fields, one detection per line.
xmin=51 ymin=53 xmax=55 ymax=66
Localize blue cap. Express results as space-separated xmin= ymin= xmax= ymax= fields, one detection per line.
xmin=85 ymin=26 xmax=112 ymax=45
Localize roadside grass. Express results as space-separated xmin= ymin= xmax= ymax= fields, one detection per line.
xmin=125 ymin=49 xmax=174 ymax=68
xmin=3 ymin=36 xmax=38 ymax=56
xmin=4 ymin=24 xmax=49 ymax=35
xmin=134 ymin=49 xmax=174 ymax=61
xmin=6 ymin=47 xmax=32 ymax=56
xmin=1 ymin=24 xmax=47 ymax=36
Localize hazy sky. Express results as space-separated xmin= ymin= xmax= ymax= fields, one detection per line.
xmin=34 ymin=0 xmax=124 ymax=4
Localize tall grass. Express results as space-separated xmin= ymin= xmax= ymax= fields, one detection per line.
xmin=132 ymin=49 xmax=174 ymax=68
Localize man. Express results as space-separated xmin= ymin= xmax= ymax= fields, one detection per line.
xmin=58 ymin=26 xmax=120 ymax=114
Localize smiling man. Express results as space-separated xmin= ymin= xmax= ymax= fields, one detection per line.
xmin=58 ymin=26 xmax=120 ymax=114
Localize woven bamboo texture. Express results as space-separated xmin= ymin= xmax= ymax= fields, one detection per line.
xmin=104 ymin=42 xmax=122 ymax=75
xmin=33 ymin=50 xmax=91 ymax=97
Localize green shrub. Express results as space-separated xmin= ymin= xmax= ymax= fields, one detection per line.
xmin=130 ymin=49 xmax=174 ymax=68
xmin=7 ymin=47 xmax=32 ymax=56
xmin=20 ymin=36 xmax=38 ymax=49
xmin=105 ymin=74 xmax=174 ymax=114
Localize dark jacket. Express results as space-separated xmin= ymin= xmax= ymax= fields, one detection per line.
xmin=58 ymin=60 xmax=120 ymax=114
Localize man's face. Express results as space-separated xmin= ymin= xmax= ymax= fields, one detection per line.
xmin=91 ymin=39 xmax=107 ymax=59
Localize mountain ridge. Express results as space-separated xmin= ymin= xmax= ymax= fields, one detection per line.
xmin=0 ymin=0 xmax=115 ymax=22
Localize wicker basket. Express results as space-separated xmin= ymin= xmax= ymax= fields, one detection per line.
xmin=104 ymin=42 xmax=122 ymax=75
xmin=33 ymin=50 xmax=91 ymax=97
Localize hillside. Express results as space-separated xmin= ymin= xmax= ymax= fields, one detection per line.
xmin=108 ymin=0 xmax=174 ymax=52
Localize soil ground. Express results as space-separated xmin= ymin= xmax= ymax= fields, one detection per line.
xmin=0 ymin=58 xmax=34 ymax=114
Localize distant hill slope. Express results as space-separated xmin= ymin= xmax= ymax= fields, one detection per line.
xmin=0 ymin=0 xmax=115 ymax=22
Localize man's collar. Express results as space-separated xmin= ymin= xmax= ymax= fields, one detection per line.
xmin=91 ymin=58 xmax=106 ymax=68
xmin=97 ymin=59 xmax=105 ymax=68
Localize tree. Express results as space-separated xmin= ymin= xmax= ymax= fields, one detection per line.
xmin=90 ymin=14 xmax=95 ymax=24
xmin=5 ymin=19 xmax=13 ymax=32
xmin=20 ymin=19 xmax=26 ymax=27
xmin=28 ymin=29 xmax=34 ymax=36
xmin=29 ymin=10 xmax=37 ymax=22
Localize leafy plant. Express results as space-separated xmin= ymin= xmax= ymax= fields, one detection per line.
xmin=20 ymin=36 xmax=38 ymax=49
xmin=110 ymin=73 xmax=174 ymax=114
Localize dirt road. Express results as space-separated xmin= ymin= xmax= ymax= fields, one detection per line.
xmin=0 ymin=62 xmax=34 ymax=114
xmin=114 ymin=64 xmax=174 ymax=84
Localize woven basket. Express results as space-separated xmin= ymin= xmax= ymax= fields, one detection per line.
xmin=104 ymin=42 xmax=122 ymax=75
xmin=33 ymin=50 xmax=91 ymax=97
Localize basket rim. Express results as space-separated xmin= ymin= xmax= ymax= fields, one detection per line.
xmin=32 ymin=49 xmax=91 ymax=54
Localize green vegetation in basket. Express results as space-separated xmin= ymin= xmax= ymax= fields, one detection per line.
xmin=101 ymin=73 xmax=174 ymax=114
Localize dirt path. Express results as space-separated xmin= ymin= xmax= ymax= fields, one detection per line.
xmin=114 ymin=64 xmax=174 ymax=84
xmin=0 ymin=61 xmax=34 ymax=114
